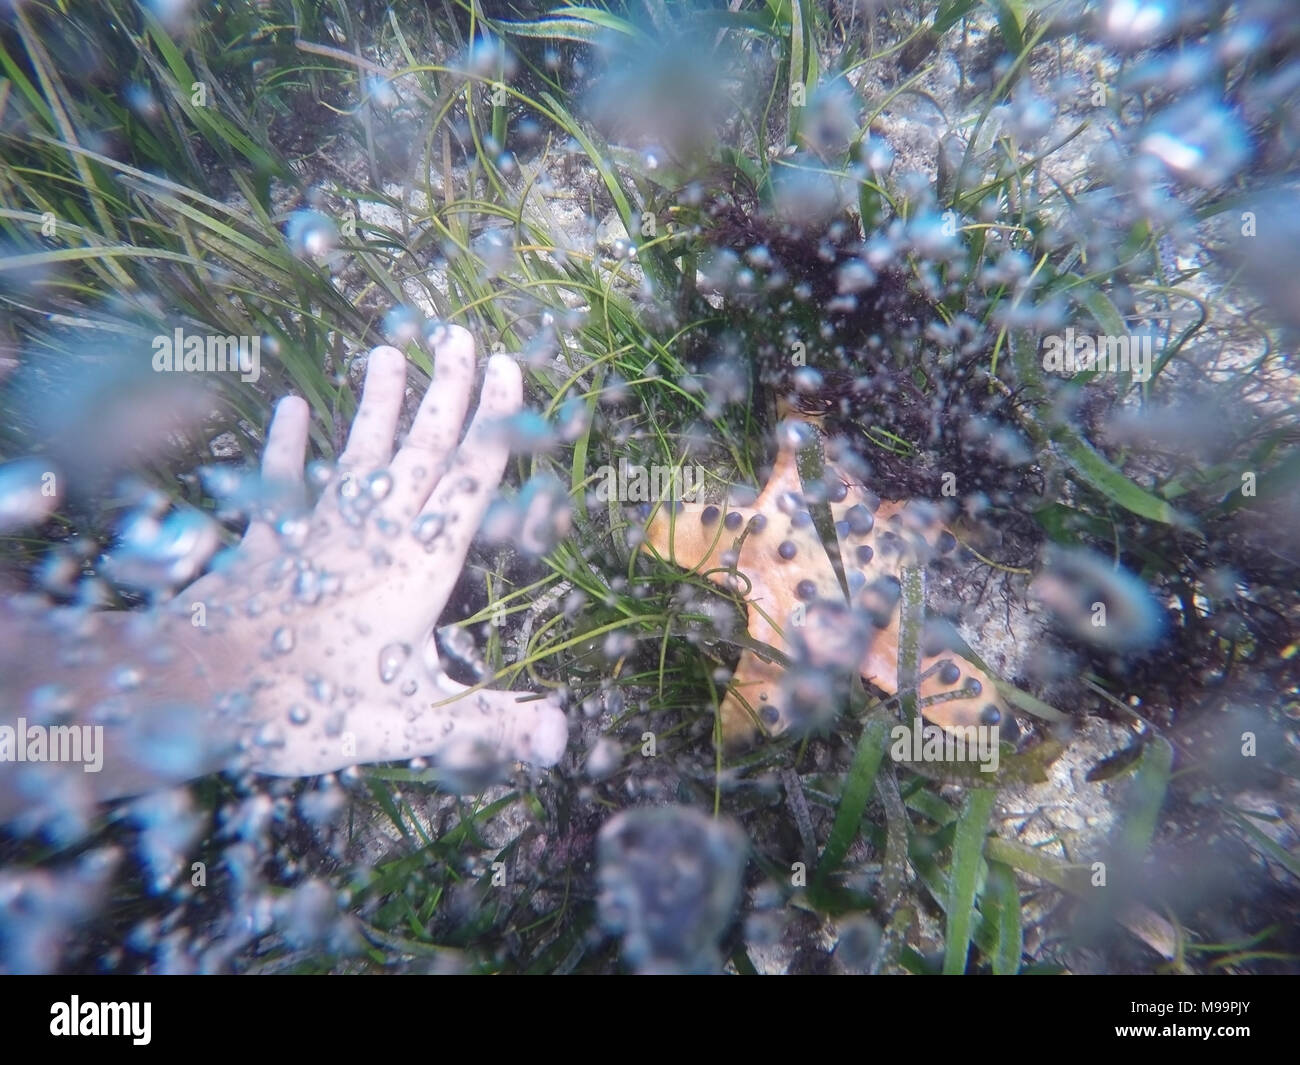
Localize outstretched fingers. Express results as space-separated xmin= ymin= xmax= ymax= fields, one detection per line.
xmin=338 ymin=345 xmax=407 ymax=473
xmin=242 ymin=394 xmax=309 ymax=560
xmin=414 ymin=352 xmax=523 ymax=601
xmin=388 ymin=323 xmax=477 ymax=518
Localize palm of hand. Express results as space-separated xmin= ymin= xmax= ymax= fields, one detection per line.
xmin=181 ymin=325 xmax=567 ymax=778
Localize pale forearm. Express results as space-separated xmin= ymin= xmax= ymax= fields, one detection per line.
xmin=0 ymin=598 xmax=244 ymax=822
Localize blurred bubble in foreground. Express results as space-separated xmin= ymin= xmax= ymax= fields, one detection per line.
xmin=1031 ymin=546 xmax=1163 ymax=654
xmin=0 ymin=458 xmax=61 ymax=533
xmin=596 ymin=806 xmax=747 ymax=974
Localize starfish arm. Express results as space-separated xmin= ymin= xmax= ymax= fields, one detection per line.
xmin=752 ymin=441 xmax=806 ymax=511
xmin=642 ymin=503 xmax=751 ymax=579
xmin=828 ymin=476 xmax=1012 ymax=732
xmin=719 ymin=650 xmax=786 ymax=747
xmin=642 ymin=432 xmax=1016 ymax=748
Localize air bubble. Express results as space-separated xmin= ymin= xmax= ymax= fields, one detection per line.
xmin=0 ymin=458 xmax=61 ymax=533
xmin=378 ymin=642 xmax=411 ymax=684
xmin=412 ymin=513 xmax=446 ymax=545
xmin=286 ymin=210 xmax=338 ymax=259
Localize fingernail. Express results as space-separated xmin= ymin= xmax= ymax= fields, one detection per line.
xmin=487 ymin=352 xmax=516 ymax=376
xmin=276 ymin=394 xmax=308 ymax=418
xmin=369 ymin=344 xmax=406 ymax=367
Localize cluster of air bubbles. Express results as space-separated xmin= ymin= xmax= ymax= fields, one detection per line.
xmin=200 ymin=462 xmax=306 ymax=527
xmin=330 ymin=466 xmax=396 ymax=529
xmin=101 ymin=500 xmax=220 ymax=595
xmin=129 ymin=790 xmax=205 ymax=895
xmin=253 ymin=719 xmax=286 ymax=750
xmin=274 ymin=879 xmax=360 ymax=954
xmin=563 ymin=588 xmax=588 ymax=619
xmin=680 ymin=595 xmax=735 ymax=642
xmin=304 ymin=672 xmax=337 ymax=708
xmin=7 ymin=752 xmax=89 ymax=841
xmin=688 ymin=358 xmax=748 ymax=419
xmin=219 ymin=793 xmax=276 ymax=845
xmin=808 ymin=472 xmax=849 ymax=505
xmin=743 ymin=908 xmax=785 ymax=949
xmin=0 ymin=848 xmax=121 ymax=973
xmin=481 ymin=474 xmax=572 ymax=556
xmin=1100 ymin=0 xmax=1175 ymax=51
xmin=992 ymin=291 xmax=1068 ymax=332
xmin=582 ymin=35 xmax=725 ymax=175
xmin=596 ymin=807 xmax=747 ymax=974
xmin=1220 ymin=188 xmax=1300 ymax=333
xmin=285 ymin=209 xmax=338 ymax=259
xmin=1136 ymin=94 xmax=1251 ymax=189
xmin=697 ymin=248 xmax=741 ymax=295
xmin=27 ymin=682 xmax=75 ymax=725
xmin=298 ymin=775 xmax=345 ymax=830
xmin=778 ymin=664 xmax=842 ymax=733
xmin=959 ymin=415 xmax=1033 ymax=469
xmin=514 ymin=116 xmax=543 ymax=147
xmin=510 ymin=318 xmax=557 ymax=370
xmin=926 ymin=313 xmax=985 ymax=359
xmin=979 ymin=249 xmax=1033 ymax=289
xmin=290 ymin=562 xmax=323 ymax=606
xmin=382 ymin=305 xmax=423 ymax=346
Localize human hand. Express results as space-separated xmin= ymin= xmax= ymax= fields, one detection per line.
xmin=183 ymin=324 xmax=568 ymax=780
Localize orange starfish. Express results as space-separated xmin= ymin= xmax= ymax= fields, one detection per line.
xmin=640 ymin=420 xmax=1012 ymax=748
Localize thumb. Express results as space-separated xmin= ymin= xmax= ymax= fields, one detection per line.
xmin=424 ymin=679 xmax=569 ymax=769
